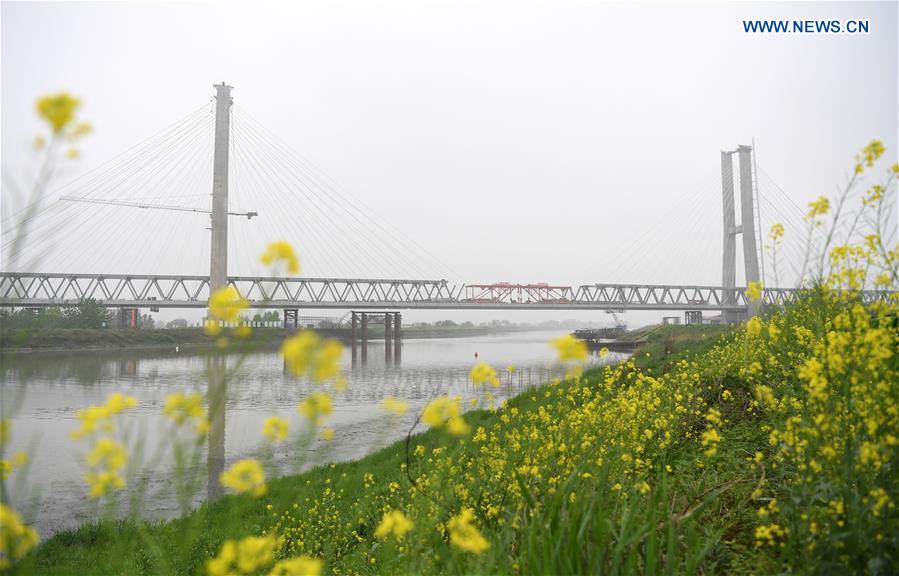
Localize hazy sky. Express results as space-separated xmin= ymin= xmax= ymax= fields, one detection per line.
xmin=1 ymin=1 xmax=896 ymax=324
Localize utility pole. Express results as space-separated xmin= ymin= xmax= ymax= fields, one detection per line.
xmin=210 ymin=83 xmax=232 ymax=293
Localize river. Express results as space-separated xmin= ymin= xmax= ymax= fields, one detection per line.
xmin=1 ymin=330 xmax=623 ymax=538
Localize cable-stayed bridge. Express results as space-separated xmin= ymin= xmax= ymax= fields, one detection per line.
xmin=0 ymin=84 xmax=889 ymax=321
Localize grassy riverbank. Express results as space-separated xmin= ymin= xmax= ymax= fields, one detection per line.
xmin=10 ymin=325 xmax=718 ymax=575
xmin=9 ymin=291 xmax=899 ymax=575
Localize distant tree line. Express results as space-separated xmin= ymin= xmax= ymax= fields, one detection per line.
xmin=1 ymin=299 xmax=114 ymax=330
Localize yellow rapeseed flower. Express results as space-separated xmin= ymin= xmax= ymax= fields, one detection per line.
xmin=269 ymin=556 xmax=323 ymax=576
xmin=745 ymin=317 xmax=763 ymax=337
xmin=84 ymin=470 xmax=126 ymax=499
xmin=220 ymin=459 xmax=267 ymax=497
xmin=70 ymin=392 xmax=138 ymax=440
xmin=207 ymin=535 xmax=279 ymax=576
xmin=470 ymin=362 xmax=500 ymax=386
xmin=0 ymin=453 xmax=27 ymax=481
xmin=208 ymin=286 xmax=248 ymax=323
xmin=206 ymin=540 xmax=237 ymax=576
xmin=105 ymin=392 xmax=137 ymax=414
xmin=769 ymin=222 xmax=785 ymax=240
xmin=551 ymin=334 xmax=588 ymax=363
xmin=282 ymin=331 xmax=319 ymax=376
xmin=87 ymin=437 xmax=127 ymax=470
xmin=297 ymin=392 xmax=333 ymax=425
xmin=83 ymin=437 xmax=128 ymax=498
xmin=807 ymin=196 xmax=830 ymax=218
xmin=236 ymin=535 xmax=277 ymax=573
xmin=164 ymin=392 xmax=206 ymax=426
xmin=374 ymin=509 xmax=414 ymax=540
xmin=746 ymin=281 xmax=763 ymax=302
xmin=311 ymin=340 xmax=342 ymax=381
xmin=447 ymin=508 xmax=490 ymax=554
xmin=0 ymin=503 xmax=39 ymax=569
xmin=860 ymin=139 xmax=885 ymax=168
xmin=421 ymin=396 xmax=469 ymax=435
xmin=446 ymin=415 xmax=471 ymax=436
xmin=260 ymin=241 xmax=300 ymax=275
xmin=262 ymin=416 xmax=289 ymax=443
xmin=36 ymin=92 xmax=80 ymax=133
xmin=381 ymin=396 xmax=408 ymax=415
xmin=282 ymin=331 xmax=344 ymax=383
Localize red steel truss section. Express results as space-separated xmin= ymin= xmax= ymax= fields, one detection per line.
xmin=464 ymin=282 xmax=574 ymax=303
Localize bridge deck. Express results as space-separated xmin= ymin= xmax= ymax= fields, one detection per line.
xmin=0 ymin=272 xmax=841 ymax=311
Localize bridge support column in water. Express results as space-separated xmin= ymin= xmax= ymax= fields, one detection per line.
xmin=360 ymin=312 xmax=368 ymax=364
xmin=284 ymin=308 xmax=299 ymax=329
xmin=351 ymin=312 xmax=358 ymax=366
xmin=384 ymin=313 xmax=393 ymax=365
xmin=393 ymin=312 xmax=402 ymax=365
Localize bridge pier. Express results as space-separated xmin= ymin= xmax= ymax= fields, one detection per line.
xmin=284 ymin=308 xmax=298 ymax=329
xmin=118 ymin=307 xmax=139 ymax=329
xmin=348 ymin=311 xmax=402 ymax=367
xmin=684 ymin=311 xmax=703 ymax=325
xmin=393 ymin=312 xmax=402 ymax=366
xmin=384 ymin=313 xmax=393 ymax=365
xmin=360 ymin=312 xmax=368 ymax=364
xmin=351 ymin=312 xmax=358 ymax=366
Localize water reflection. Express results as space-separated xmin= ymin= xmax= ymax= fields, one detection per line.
xmin=207 ymin=355 xmax=227 ymax=501
xmin=1 ymin=331 xmax=623 ymax=537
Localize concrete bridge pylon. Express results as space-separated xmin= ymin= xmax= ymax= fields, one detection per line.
xmin=721 ymin=144 xmax=761 ymax=322
xmin=210 ymin=83 xmax=233 ymax=294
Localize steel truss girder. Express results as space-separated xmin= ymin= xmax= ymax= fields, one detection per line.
xmin=0 ymin=274 xmax=893 ymax=311
xmin=0 ymin=273 xmax=455 ymax=309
